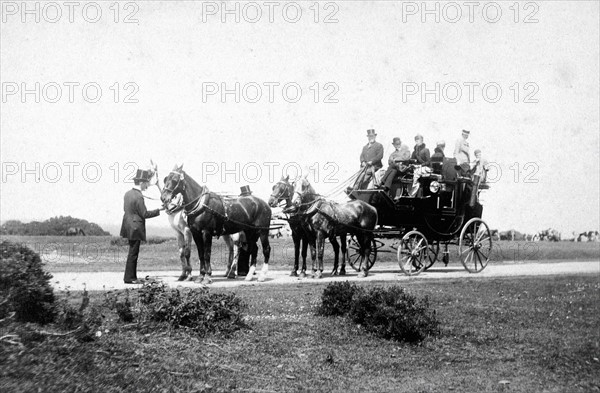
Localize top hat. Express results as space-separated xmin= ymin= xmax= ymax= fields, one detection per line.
xmin=366 ymin=129 xmax=377 ymax=136
xmin=392 ymin=137 xmax=402 ymax=145
xmin=240 ymin=185 xmax=252 ymax=196
xmin=462 ymin=129 xmax=471 ymax=134
xmin=133 ymin=169 xmax=152 ymax=182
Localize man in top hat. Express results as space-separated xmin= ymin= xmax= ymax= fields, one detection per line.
xmin=379 ymin=137 xmax=411 ymax=191
xmin=120 ymin=168 xmax=163 ymax=284
xmin=350 ymin=129 xmax=384 ymax=191
xmin=240 ymin=185 xmax=252 ymax=196
xmin=454 ymin=129 xmax=471 ymax=168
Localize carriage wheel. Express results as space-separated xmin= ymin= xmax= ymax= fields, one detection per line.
xmin=425 ymin=241 xmax=439 ymax=271
xmin=347 ymin=236 xmax=377 ymax=272
xmin=397 ymin=231 xmax=429 ymax=276
xmin=459 ymin=218 xmax=492 ymax=273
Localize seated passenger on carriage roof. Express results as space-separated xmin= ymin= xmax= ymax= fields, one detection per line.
xmin=411 ymin=134 xmax=431 ymax=166
xmin=431 ymin=140 xmax=446 ymax=161
xmin=379 ymin=137 xmax=411 ymax=191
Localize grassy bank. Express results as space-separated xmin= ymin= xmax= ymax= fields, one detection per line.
xmin=1 ymin=275 xmax=598 ymax=392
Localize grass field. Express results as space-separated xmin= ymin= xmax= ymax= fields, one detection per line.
xmin=1 ymin=275 xmax=598 ymax=392
xmin=1 ymin=235 xmax=598 ymax=274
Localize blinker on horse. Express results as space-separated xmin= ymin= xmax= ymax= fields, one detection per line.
xmin=161 ymin=165 xmax=272 ymax=284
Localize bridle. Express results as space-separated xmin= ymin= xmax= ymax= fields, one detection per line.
xmin=163 ymin=170 xmax=186 ymax=195
xmin=271 ymin=180 xmax=293 ymax=206
xmin=292 ymin=181 xmax=322 ymax=209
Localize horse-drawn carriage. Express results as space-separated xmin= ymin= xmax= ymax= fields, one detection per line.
xmin=155 ymin=156 xmax=492 ymax=283
xmin=346 ymin=159 xmax=493 ymax=276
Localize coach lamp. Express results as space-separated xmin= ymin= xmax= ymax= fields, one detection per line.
xmin=429 ymin=180 xmax=441 ymax=193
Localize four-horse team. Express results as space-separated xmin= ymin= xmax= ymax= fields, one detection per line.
xmin=118 ymin=128 xmax=517 ymax=284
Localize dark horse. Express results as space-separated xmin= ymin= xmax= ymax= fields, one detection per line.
xmin=268 ymin=176 xmax=310 ymax=277
xmin=161 ymin=165 xmax=272 ymax=284
xmin=292 ymin=177 xmax=378 ymax=278
xmin=66 ymin=227 xmax=85 ymax=236
xmin=269 ymin=176 xmax=349 ymax=277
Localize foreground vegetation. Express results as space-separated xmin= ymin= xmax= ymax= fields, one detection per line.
xmin=2 ymin=275 xmax=598 ymax=392
xmin=1 ymin=235 xmax=598 ymax=274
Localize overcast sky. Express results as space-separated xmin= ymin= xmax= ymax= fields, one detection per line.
xmin=1 ymin=1 xmax=599 ymax=236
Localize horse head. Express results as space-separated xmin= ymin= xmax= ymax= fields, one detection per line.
xmin=268 ymin=175 xmax=292 ymax=208
xmin=291 ymin=176 xmax=316 ymax=208
xmin=161 ymin=164 xmax=186 ymax=207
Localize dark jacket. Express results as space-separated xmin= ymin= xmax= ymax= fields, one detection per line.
xmin=431 ymin=147 xmax=445 ymax=162
xmin=120 ymin=188 xmax=160 ymax=241
xmin=411 ymin=143 xmax=431 ymax=166
xmin=360 ymin=142 xmax=384 ymax=169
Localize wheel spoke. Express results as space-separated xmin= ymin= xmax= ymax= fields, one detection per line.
xmin=475 ymin=250 xmax=483 ymax=270
xmin=415 ymin=245 xmax=428 ymax=253
xmin=466 ymin=250 xmax=475 ymax=268
xmin=478 ymin=248 xmax=489 ymax=261
xmin=475 ymin=227 xmax=488 ymax=243
xmin=477 ymin=236 xmax=491 ymax=245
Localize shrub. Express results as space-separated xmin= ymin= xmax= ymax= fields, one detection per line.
xmin=138 ymin=282 xmax=247 ymax=336
xmin=103 ymin=289 xmax=135 ymax=323
xmin=54 ymin=287 xmax=102 ymax=342
xmin=316 ymin=281 xmax=362 ymax=316
xmin=145 ymin=236 xmax=172 ymax=245
xmin=349 ymin=286 xmax=440 ymax=343
xmin=0 ymin=241 xmax=56 ymax=324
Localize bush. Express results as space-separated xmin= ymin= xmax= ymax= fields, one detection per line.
xmin=349 ymin=286 xmax=440 ymax=343
xmin=54 ymin=288 xmax=102 ymax=342
xmin=137 ymin=281 xmax=247 ymax=336
xmin=316 ymin=281 xmax=362 ymax=316
xmin=0 ymin=241 xmax=56 ymax=324
xmin=103 ymin=289 xmax=136 ymax=323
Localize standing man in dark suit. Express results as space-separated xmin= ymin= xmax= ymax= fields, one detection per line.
xmin=348 ymin=129 xmax=384 ymax=192
xmin=120 ymin=169 xmax=162 ymax=284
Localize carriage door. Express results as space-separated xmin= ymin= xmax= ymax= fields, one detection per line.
xmin=438 ymin=181 xmax=456 ymax=212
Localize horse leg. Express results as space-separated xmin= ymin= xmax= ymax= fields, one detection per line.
xmin=300 ymin=237 xmax=308 ymax=279
xmin=258 ymin=231 xmax=271 ymax=282
xmin=176 ymin=231 xmax=188 ymax=281
xmin=183 ymin=227 xmax=193 ymax=279
xmin=291 ymin=231 xmax=301 ymax=277
xmin=339 ymin=233 xmax=347 ymax=276
xmin=329 ymin=235 xmax=340 ymax=276
xmin=223 ymin=234 xmax=236 ymax=279
xmin=358 ymin=234 xmax=371 ymax=278
xmin=201 ymin=231 xmax=213 ymax=284
xmin=245 ymin=232 xmax=258 ymax=282
xmin=192 ymin=231 xmax=205 ymax=283
xmin=313 ymin=232 xmax=325 ymax=279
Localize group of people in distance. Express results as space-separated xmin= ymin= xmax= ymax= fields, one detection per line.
xmin=350 ymin=128 xmax=489 ymax=198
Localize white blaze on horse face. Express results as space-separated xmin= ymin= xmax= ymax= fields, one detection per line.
xmin=291 ymin=183 xmax=302 ymax=205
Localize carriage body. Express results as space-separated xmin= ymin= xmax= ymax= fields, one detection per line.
xmin=347 ymin=160 xmax=492 ymax=275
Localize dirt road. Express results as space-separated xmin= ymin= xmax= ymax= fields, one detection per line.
xmin=50 ymin=260 xmax=599 ymax=291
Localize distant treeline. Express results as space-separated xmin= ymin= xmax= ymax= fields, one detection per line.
xmin=0 ymin=216 xmax=110 ymax=236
